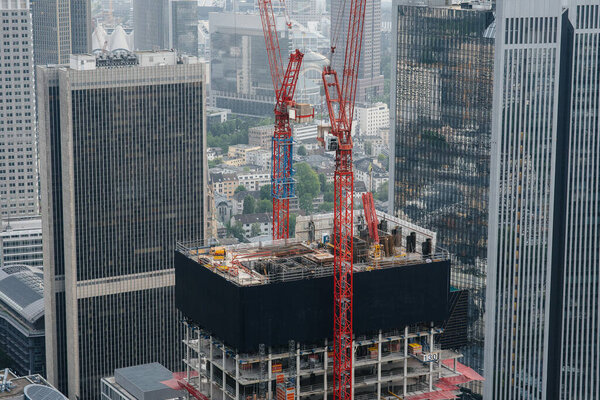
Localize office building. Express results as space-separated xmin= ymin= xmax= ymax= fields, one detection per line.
xmin=0 ymin=370 xmax=63 ymax=400
xmin=331 ymin=0 xmax=384 ymax=101
xmin=355 ymin=102 xmax=389 ymax=136
xmin=0 ymin=217 xmax=43 ymax=268
xmin=209 ymin=12 xmax=289 ymax=115
xmin=133 ymin=0 xmax=198 ymax=56
xmin=0 ymin=265 xmax=45 ymax=376
xmin=101 ymin=363 xmax=186 ymax=400
xmin=0 ymin=0 xmax=38 ymax=218
xmin=485 ymin=1 xmax=600 ymax=399
xmin=37 ymin=51 xmax=207 ymax=399
xmin=30 ymin=0 xmax=92 ymax=65
xmin=175 ymin=210 xmax=481 ymax=399
xmin=168 ymin=0 xmax=199 ymax=56
xmin=391 ymin=0 xmax=494 ymax=375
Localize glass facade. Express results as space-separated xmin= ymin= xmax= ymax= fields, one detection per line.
xmin=38 ymin=59 xmax=206 ymax=400
xmin=133 ymin=0 xmax=166 ymax=51
xmin=170 ymin=0 xmax=198 ymax=56
xmin=392 ymin=3 xmax=494 ymax=374
xmin=209 ymin=13 xmax=288 ymax=115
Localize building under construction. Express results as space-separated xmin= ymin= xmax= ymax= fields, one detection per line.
xmin=174 ymin=211 xmax=480 ymax=399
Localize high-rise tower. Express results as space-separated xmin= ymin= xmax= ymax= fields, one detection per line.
xmin=391 ymin=0 xmax=494 ymax=377
xmin=38 ymin=51 xmax=207 ymax=399
xmin=330 ymin=0 xmax=384 ymax=102
xmin=0 ymin=0 xmax=38 ymax=218
xmin=30 ymin=0 xmax=91 ymax=65
xmin=485 ymin=1 xmax=600 ymax=398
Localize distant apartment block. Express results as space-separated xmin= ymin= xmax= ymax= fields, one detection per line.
xmin=248 ymin=125 xmax=273 ymax=148
xmin=38 ymin=51 xmax=207 ymax=399
xmin=0 ymin=0 xmax=38 ymax=218
xmin=355 ymin=102 xmax=389 ymax=136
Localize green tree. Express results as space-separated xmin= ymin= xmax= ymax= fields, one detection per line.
xmin=296 ymin=163 xmax=320 ymax=196
xmin=208 ymin=158 xmax=223 ymax=168
xmin=235 ymin=185 xmax=247 ymax=194
xmin=377 ymin=181 xmax=389 ymax=202
xmin=297 ymin=145 xmax=307 ymax=156
xmin=364 ymin=142 xmax=373 ymax=155
xmin=290 ymin=213 xmax=297 ymax=237
xmin=299 ymin=193 xmax=314 ymax=214
xmin=227 ymin=221 xmax=246 ymax=242
xmin=318 ymin=202 xmax=334 ymax=212
xmin=378 ymin=154 xmax=389 ymax=171
xmin=243 ymin=195 xmax=256 ymax=214
xmin=250 ymin=223 xmax=261 ymax=237
xmin=259 ymin=185 xmax=272 ymax=200
xmin=256 ymin=199 xmax=273 ymax=213
xmin=319 ymin=173 xmax=327 ymax=192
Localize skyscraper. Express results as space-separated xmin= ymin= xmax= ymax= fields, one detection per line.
xmin=330 ymin=0 xmax=384 ymax=102
xmin=391 ymin=0 xmax=494 ymax=375
xmin=133 ymin=0 xmax=198 ymax=56
xmin=30 ymin=0 xmax=91 ymax=65
xmin=38 ymin=51 xmax=207 ymax=399
xmin=485 ymin=1 xmax=600 ymax=398
xmin=167 ymin=0 xmax=199 ymax=56
xmin=0 ymin=0 xmax=38 ymax=218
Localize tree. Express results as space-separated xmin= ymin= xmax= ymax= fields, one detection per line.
xmin=298 ymin=145 xmax=307 ymax=156
xmin=377 ymin=181 xmax=389 ymax=202
xmin=299 ymin=193 xmax=314 ymax=214
xmin=319 ymin=173 xmax=327 ymax=192
xmin=250 ymin=223 xmax=261 ymax=237
xmin=289 ymin=214 xmax=297 ymax=237
xmin=364 ymin=142 xmax=373 ymax=155
xmin=259 ymin=185 xmax=271 ymax=200
xmin=318 ymin=202 xmax=334 ymax=212
xmin=256 ymin=199 xmax=273 ymax=213
xmin=296 ymin=163 xmax=320 ymax=196
xmin=378 ymin=154 xmax=389 ymax=171
xmin=235 ymin=185 xmax=247 ymax=194
xmin=227 ymin=221 xmax=246 ymax=242
xmin=243 ymin=195 xmax=256 ymax=214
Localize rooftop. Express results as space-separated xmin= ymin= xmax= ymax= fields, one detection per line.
xmin=103 ymin=363 xmax=185 ymax=400
xmin=0 ymin=370 xmax=59 ymax=400
xmin=177 ymin=210 xmax=445 ymax=287
xmin=0 ymin=265 xmax=43 ymax=324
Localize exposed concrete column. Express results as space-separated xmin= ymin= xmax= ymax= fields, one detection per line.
xmin=323 ymin=339 xmax=328 ymax=400
xmin=351 ymin=340 xmax=355 ymax=400
xmin=377 ymin=331 xmax=382 ymax=399
xmin=403 ymin=326 xmax=408 ymax=397
xmin=268 ymin=348 xmax=273 ymax=400
xmin=429 ymin=326 xmax=434 ymax=392
xmin=209 ymin=336 xmax=214 ymax=399
xmin=296 ymin=344 xmax=301 ymax=397
xmin=185 ymin=322 xmax=191 ymax=381
xmin=222 ymin=347 xmax=226 ymax=398
xmin=236 ymin=353 xmax=240 ymax=399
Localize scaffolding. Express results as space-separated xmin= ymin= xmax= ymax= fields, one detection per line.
xmin=181 ymin=323 xmax=482 ymax=400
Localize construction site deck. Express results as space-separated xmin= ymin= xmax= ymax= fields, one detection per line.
xmin=175 ymin=212 xmax=452 ymax=353
xmin=176 ymin=209 xmax=447 ymax=288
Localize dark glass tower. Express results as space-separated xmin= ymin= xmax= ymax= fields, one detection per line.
xmin=38 ymin=52 xmax=207 ymax=400
xmin=168 ymin=0 xmax=199 ymax=56
xmin=391 ymin=0 xmax=494 ymax=376
xmin=30 ymin=0 xmax=91 ymax=65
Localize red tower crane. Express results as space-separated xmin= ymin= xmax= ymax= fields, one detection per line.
xmin=258 ymin=0 xmax=312 ymax=240
xmin=320 ymin=0 xmax=366 ymax=397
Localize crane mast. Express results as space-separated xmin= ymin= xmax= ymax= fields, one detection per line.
xmin=321 ymin=0 xmax=366 ymax=397
xmin=258 ymin=0 xmax=306 ymax=240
